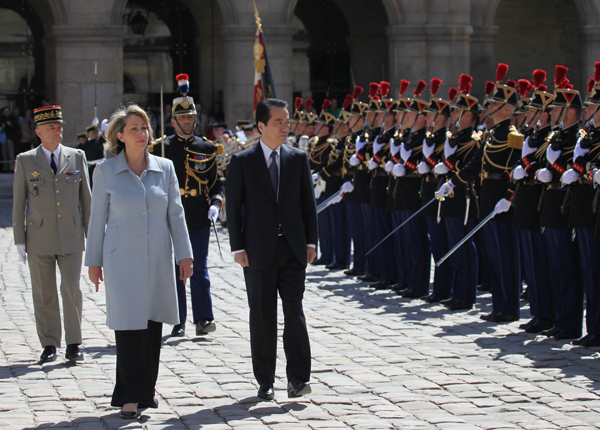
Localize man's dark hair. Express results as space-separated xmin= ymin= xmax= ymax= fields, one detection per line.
xmin=256 ymin=98 xmax=289 ymax=133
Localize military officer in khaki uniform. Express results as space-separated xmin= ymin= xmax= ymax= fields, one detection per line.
xmin=12 ymin=105 xmax=92 ymax=363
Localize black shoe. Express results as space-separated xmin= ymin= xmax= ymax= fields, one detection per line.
xmin=257 ymin=383 xmax=274 ymax=400
xmin=519 ymin=317 xmax=539 ymax=330
xmin=171 ymin=324 xmax=185 ymax=337
xmin=196 ymin=319 xmax=216 ymax=336
xmin=581 ymin=334 xmax=600 ymax=347
xmin=480 ymin=312 xmax=497 ymax=321
xmin=120 ymin=404 xmax=140 ymax=419
xmin=572 ymin=333 xmax=594 ymax=346
xmin=440 ymin=297 xmax=458 ymax=307
xmin=402 ymin=289 xmax=426 ymax=299
xmin=287 ymin=379 xmax=311 ymax=398
xmin=490 ymin=314 xmax=518 ymax=323
xmin=65 ymin=344 xmax=84 ymax=362
xmin=392 ymin=283 xmax=409 ymax=293
xmin=326 ymin=262 xmax=350 ymax=271
xmin=553 ymin=330 xmax=580 ymax=341
xmin=311 ymin=257 xmax=332 ymax=266
xmin=359 ymin=274 xmax=380 ymax=283
xmin=542 ymin=326 xmax=561 ymax=337
xmin=477 ymin=283 xmax=491 ymax=292
xmin=39 ymin=346 xmax=57 ymax=364
xmin=343 ymin=268 xmax=365 ymax=277
xmin=448 ymin=300 xmax=473 ymax=311
xmin=374 ymin=281 xmax=393 ymax=290
xmin=423 ymin=294 xmax=447 ymax=304
xmin=525 ymin=318 xmax=554 ymax=334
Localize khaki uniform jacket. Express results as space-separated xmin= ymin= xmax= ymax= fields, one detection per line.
xmin=12 ymin=145 xmax=92 ymax=255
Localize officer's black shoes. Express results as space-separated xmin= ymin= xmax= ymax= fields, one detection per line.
xmin=373 ymin=280 xmax=393 ymax=290
xmin=525 ymin=318 xmax=553 ymax=334
xmin=65 ymin=344 xmax=84 ymax=362
xmin=553 ymin=330 xmax=579 ymax=341
xmin=171 ymin=324 xmax=185 ymax=337
xmin=477 ymin=283 xmax=491 ymax=292
xmin=196 ymin=320 xmax=216 ymax=336
xmin=581 ymin=335 xmax=600 ymax=347
xmin=490 ymin=314 xmax=518 ymax=323
xmin=541 ymin=326 xmax=561 ymax=337
xmin=423 ymin=294 xmax=447 ymax=304
xmin=287 ymin=379 xmax=311 ymax=398
xmin=311 ymin=258 xmax=332 ymax=266
xmin=257 ymin=383 xmax=274 ymax=401
xmin=440 ymin=297 xmax=458 ymax=307
xmin=359 ymin=274 xmax=379 ymax=283
xmin=572 ymin=333 xmax=593 ymax=346
xmin=448 ymin=301 xmax=473 ymax=311
xmin=344 ymin=268 xmax=365 ymax=277
xmin=392 ymin=284 xmax=409 ymax=293
xmin=480 ymin=312 xmax=497 ymax=321
xmin=519 ymin=317 xmax=538 ymax=330
xmin=326 ymin=262 xmax=350 ymax=271
xmin=402 ymin=289 xmax=426 ymax=299
xmin=39 ymin=346 xmax=57 ymax=364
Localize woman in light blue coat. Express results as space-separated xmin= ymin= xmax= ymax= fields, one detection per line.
xmin=85 ymin=104 xmax=193 ymax=419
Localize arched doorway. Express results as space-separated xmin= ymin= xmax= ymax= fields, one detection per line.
xmin=0 ymin=0 xmax=45 ymax=110
xmin=495 ymin=0 xmax=582 ymax=90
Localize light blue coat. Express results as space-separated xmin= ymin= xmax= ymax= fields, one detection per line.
xmin=84 ymin=151 xmax=193 ymax=330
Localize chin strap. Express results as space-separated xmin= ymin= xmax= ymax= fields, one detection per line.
xmin=173 ymin=115 xmax=196 ymax=139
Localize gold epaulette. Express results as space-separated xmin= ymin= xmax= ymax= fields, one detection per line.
xmin=215 ymin=143 xmax=224 ymax=154
xmin=508 ymin=126 xmax=524 ymax=150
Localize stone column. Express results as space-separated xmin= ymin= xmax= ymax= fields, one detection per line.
xmin=52 ymin=25 xmax=126 ymax=146
xmin=386 ymin=25 xmax=428 ymax=94
xmin=470 ymin=26 xmax=499 ymax=100
xmin=425 ymin=25 xmax=473 ymax=93
xmin=221 ymin=24 xmax=295 ymax=123
xmin=580 ymin=25 xmax=600 ymax=91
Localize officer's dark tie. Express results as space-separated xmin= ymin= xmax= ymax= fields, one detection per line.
xmin=50 ymin=153 xmax=57 ymax=175
xmin=269 ymin=150 xmax=278 ymax=199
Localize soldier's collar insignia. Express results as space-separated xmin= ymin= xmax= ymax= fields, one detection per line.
xmin=31 ymin=171 xmax=40 ymax=178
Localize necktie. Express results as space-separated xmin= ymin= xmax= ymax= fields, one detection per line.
xmin=269 ymin=150 xmax=278 ymax=199
xmin=50 ymin=153 xmax=57 ymax=175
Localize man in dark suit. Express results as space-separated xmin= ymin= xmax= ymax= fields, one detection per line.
xmin=226 ymin=98 xmax=318 ymax=401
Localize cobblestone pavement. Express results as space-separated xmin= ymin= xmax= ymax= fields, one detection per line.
xmin=1 ymin=173 xmax=600 ymax=429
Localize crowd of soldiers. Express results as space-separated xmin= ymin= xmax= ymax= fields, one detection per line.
xmin=284 ymin=62 xmax=600 ymax=348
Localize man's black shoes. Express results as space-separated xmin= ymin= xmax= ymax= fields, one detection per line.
xmin=196 ymin=320 xmax=216 ymax=336
xmin=344 ymin=268 xmax=365 ymax=277
xmin=65 ymin=344 xmax=84 ymax=362
xmin=311 ymin=258 xmax=332 ymax=266
xmin=39 ymin=346 xmax=57 ymax=364
xmin=287 ymin=379 xmax=311 ymax=398
xmin=448 ymin=301 xmax=473 ymax=311
xmin=257 ymin=383 xmax=274 ymax=400
xmin=171 ymin=324 xmax=185 ymax=337
xmin=525 ymin=318 xmax=553 ymax=334
xmin=326 ymin=262 xmax=349 ymax=271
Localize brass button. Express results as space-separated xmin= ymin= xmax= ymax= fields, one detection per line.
xmin=57 ymin=202 xmax=60 ymax=205
xmin=55 ymin=178 xmax=58 ymax=181
xmin=58 ymin=214 xmax=61 ymax=218
xmin=56 ymin=190 xmax=59 ymax=193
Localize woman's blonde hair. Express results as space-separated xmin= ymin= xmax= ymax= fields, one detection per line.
xmin=104 ymin=103 xmax=154 ymax=154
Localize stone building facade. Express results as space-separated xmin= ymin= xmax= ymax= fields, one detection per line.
xmin=1 ymin=0 xmax=600 ymax=143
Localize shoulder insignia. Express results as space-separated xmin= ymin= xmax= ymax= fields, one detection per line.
xmin=446 ymin=131 xmax=453 ymax=139
xmin=508 ymin=130 xmax=524 ymax=149
xmin=578 ymin=129 xmax=587 ymax=139
xmin=78 ymin=149 xmax=82 ymax=153
xmin=471 ymin=131 xmax=481 ymax=142
xmin=215 ymin=143 xmax=224 ymax=154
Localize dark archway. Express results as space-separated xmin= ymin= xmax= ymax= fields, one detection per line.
xmin=495 ymin=0 xmax=582 ymax=91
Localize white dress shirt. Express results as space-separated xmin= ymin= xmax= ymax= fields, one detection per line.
xmin=41 ymin=144 xmax=62 ymax=172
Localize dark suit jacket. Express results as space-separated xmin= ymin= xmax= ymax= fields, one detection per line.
xmin=226 ymin=142 xmax=318 ymax=271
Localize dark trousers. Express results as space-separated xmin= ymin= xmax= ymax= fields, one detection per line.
xmin=243 ymin=236 xmax=311 ymax=385
xmin=112 ymin=320 xmax=162 ymax=408
xmin=481 ymin=220 xmax=521 ymax=318
xmin=577 ymin=227 xmax=600 ymax=335
xmin=371 ymin=208 xmax=395 ymax=281
xmin=316 ymin=196 xmax=333 ymax=261
xmin=331 ymin=202 xmax=351 ymax=265
xmin=399 ymin=210 xmax=431 ymax=294
xmin=426 ymin=217 xmax=453 ymax=297
xmin=361 ymin=204 xmax=375 ymax=275
xmin=390 ymin=211 xmax=408 ymax=286
xmin=175 ymin=228 xmax=213 ymax=324
xmin=519 ymin=229 xmax=552 ymax=320
xmin=445 ymin=218 xmax=478 ymax=304
xmin=346 ymin=202 xmax=366 ymax=272
xmin=545 ymin=227 xmax=582 ymax=335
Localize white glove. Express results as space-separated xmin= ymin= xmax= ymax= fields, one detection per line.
xmin=417 ymin=161 xmax=430 ymax=175
xmin=341 ymin=181 xmax=354 ymax=193
xmin=389 ymin=143 xmax=401 ymax=157
xmin=493 ymin=198 xmax=511 ymax=216
xmin=512 ymin=165 xmax=528 ymax=181
xmin=349 ymin=155 xmax=361 ymax=166
xmin=536 ymin=168 xmax=553 ymax=183
xmin=443 ymin=137 xmax=457 ymax=158
xmin=400 ymin=143 xmax=412 ymax=163
xmin=355 ymin=137 xmax=367 ymax=151
xmin=368 ymin=159 xmax=379 ymax=170
xmin=385 ymin=160 xmax=395 ymax=173
xmin=100 ymin=119 xmax=109 ymax=134
xmin=17 ymin=244 xmax=26 ymax=264
xmin=422 ymin=140 xmax=434 ymax=158
xmin=436 ymin=182 xmax=455 ymax=199
xmin=434 ymin=163 xmax=450 ymax=176
xmin=594 ymin=170 xmax=600 ymax=188
xmin=392 ymin=164 xmax=405 ymax=178
xmin=574 ymin=136 xmax=590 ymax=161
xmin=521 ymin=136 xmax=536 ymax=158
xmin=92 ymin=117 xmax=99 ymax=126
xmin=546 ymin=145 xmax=561 ymax=165
xmin=561 ymin=169 xmax=580 ymax=187
xmin=312 ymin=173 xmax=320 ymax=185
xmin=330 ymin=193 xmax=343 ymax=205
xmin=207 ymin=205 xmax=219 ymax=223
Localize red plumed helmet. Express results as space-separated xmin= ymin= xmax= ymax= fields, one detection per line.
xmin=448 ymin=87 xmax=459 ymax=101
xmin=518 ymin=79 xmax=532 ymax=97
xmin=430 ymin=78 xmax=442 ymax=96
xmin=414 ymin=80 xmax=427 ymax=96
xmin=496 ymin=63 xmax=509 ymax=83
xmin=175 ymin=73 xmax=189 ymax=82
xmin=533 ymin=69 xmax=546 ymax=88
xmin=595 ymin=62 xmax=600 ymax=82
xmin=485 ymin=81 xmax=496 ymax=96
xmin=588 ymin=77 xmax=596 ymax=94
xmin=342 ymin=94 xmax=353 ymax=109
xmin=506 ymin=79 xmax=517 ymax=88
xmin=459 ymin=74 xmax=472 ymax=93
xmin=465 ymin=83 xmax=472 ymax=95
xmin=294 ymin=97 xmax=303 ymax=110
xmin=565 ymin=83 xmax=574 ymax=90
xmin=399 ymin=79 xmax=410 ymax=96
xmin=380 ymin=81 xmax=390 ymax=98
xmin=305 ymin=99 xmax=314 ymax=110
xmin=322 ymin=99 xmax=332 ymax=111
xmin=352 ymin=86 xmax=363 ymax=100
xmin=369 ymin=82 xmax=380 ymax=98
xmin=560 ymin=77 xmax=570 ymax=89
xmin=554 ymin=65 xmax=568 ymax=88
xmin=539 ymin=84 xmax=548 ymax=92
